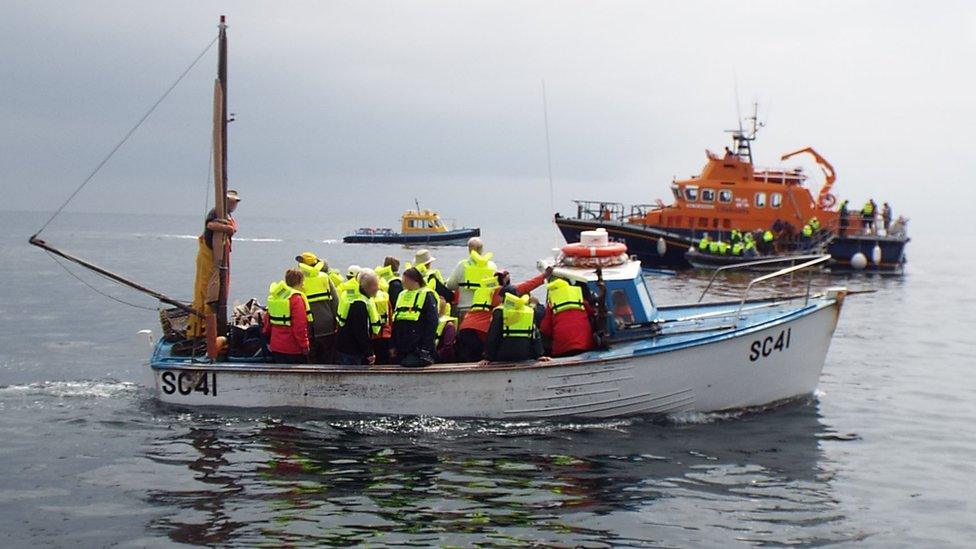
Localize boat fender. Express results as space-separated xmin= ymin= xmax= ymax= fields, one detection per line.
xmin=656 ymin=237 xmax=667 ymax=256
xmin=561 ymin=242 xmax=628 ymax=258
xmin=871 ymin=244 xmax=882 ymax=264
xmin=850 ymin=252 xmax=867 ymax=270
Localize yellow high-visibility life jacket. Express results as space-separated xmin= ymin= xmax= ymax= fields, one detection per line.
xmin=498 ymin=293 xmax=535 ymax=339
xmin=375 ymin=264 xmax=400 ymax=292
xmin=297 ymin=261 xmax=334 ymax=303
xmin=393 ymin=287 xmax=434 ymax=322
xmin=373 ymin=288 xmax=391 ymax=327
xmin=732 ymin=242 xmax=744 ymax=255
xmin=808 ymin=217 xmax=821 ymax=231
xmin=336 ymin=278 xmax=380 ymax=335
xmin=763 ymin=230 xmax=775 ymax=242
xmin=459 ymin=251 xmax=496 ymax=291
xmin=802 ymin=224 xmax=813 ymax=237
xmin=698 ymin=236 xmax=710 ymax=250
xmin=436 ymin=314 xmax=457 ymax=345
xmin=546 ymin=278 xmax=585 ymax=314
xmin=470 ymin=276 xmax=500 ymax=312
xmin=416 ymin=263 xmax=444 ymax=288
xmin=267 ymin=280 xmax=312 ymax=326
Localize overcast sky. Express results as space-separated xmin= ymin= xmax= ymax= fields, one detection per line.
xmin=2 ymin=1 xmax=973 ymax=233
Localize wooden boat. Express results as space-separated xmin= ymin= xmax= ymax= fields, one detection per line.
xmin=343 ymin=203 xmax=479 ymax=245
xmin=554 ymin=104 xmax=909 ymax=272
xmin=28 ymin=19 xmax=850 ymax=419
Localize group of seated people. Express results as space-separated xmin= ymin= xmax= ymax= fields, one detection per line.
xmin=261 ymin=238 xmax=598 ymax=367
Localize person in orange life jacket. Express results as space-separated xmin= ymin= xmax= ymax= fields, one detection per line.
xmin=541 ymin=277 xmax=596 ymax=357
xmin=457 ymin=266 xmax=551 ymax=362
xmin=391 ymin=268 xmax=439 ymax=367
xmin=261 ymin=268 xmax=311 ymax=364
xmin=336 ymin=269 xmax=380 ymax=366
xmin=187 ymin=189 xmax=240 ymax=338
xmin=413 ymin=249 xmax=455 ymax=305
xmin=479 ymin=293 xmax=550 ymax=366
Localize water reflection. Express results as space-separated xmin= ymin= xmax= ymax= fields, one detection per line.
xmin=139 ymin=400 xmax=860 ymax=546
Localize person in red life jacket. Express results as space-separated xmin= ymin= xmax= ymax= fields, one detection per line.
xmin=541 ymin=277 xmax=595 ymax=357
xmin=261 ymin=268 xmax=311 ymax=364
xmin=456 ymin=266 xmax=552 ymax=362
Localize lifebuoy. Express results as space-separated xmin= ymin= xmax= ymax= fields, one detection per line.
xmin=820 ymin=193 xmax=837 ymax=209
xmin=562 ymin=241 xmax=628 ymax=258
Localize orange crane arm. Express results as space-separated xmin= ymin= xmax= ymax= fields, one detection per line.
xmin=781 ymin=147 xmax=837 ymax=207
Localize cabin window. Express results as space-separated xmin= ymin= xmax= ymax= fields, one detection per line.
xmin=611 ymin=289 xmax=635 ymax=324
xmin=698 ymin=217 xmax=708 ymax=227
xmin=719 ymin=190 xmax=733 ymax=203
xmin=684 ymin=186 xmax=698 ymax=201
xmin=671 ymin=186 xmax=681 ymax=200
xmin=700 ymin=188 xmax=715 ymax=202
xmin=712 ymin=218 xmax=719 ymax=229
xmin=754 ymin=192 xmax=767 ymax=208
xmin=407 ymin=219 xmax=417 ymax=228
xmin=687 ymin=217 xmax=694 ymax=228
xmin=771 ymin=193 xmax=782 ymax=208
xmin=722 ymin=218 xmax=731 ymax=229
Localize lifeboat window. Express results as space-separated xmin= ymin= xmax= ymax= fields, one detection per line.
xmin=712 ymin=218 xmax=719 ymax=229
xmin=771 ymin=193 xmax=782 ymax=208
xmin=754 ymin=192 xmax=767 ymax=208
xmin=722 ymin=219 xmax=731 ymax=229
xmin=698 ymin=217 xmax=708 ymax=227
xmin=671 ymin=186 xmax=681 ymax=200
xmin=701 ymin=188 xmax=715 ymax=202
xmin=684 ymin=186 xmax=698 ymax=201
xmin=719 ymin=190 xmax=733 ymax=203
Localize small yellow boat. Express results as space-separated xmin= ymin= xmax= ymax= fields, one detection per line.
xmin=343 ymin=202 xmax=480 ymax=245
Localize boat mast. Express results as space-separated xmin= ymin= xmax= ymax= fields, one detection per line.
xmin=211 ymin=15 xmax=230 ymax=336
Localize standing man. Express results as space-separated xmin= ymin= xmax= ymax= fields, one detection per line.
xmin=295 ymin=252 xmax=339 ymax=363
xmin=882 ymin=202 xmax=892 ymax=233
xmin=187 ymin=189 xmax=240 ymax=338
xmin=446 ymin=237 xmax=497 ymax=319
xmin=336 ymin=270 xmax=381 ymax=366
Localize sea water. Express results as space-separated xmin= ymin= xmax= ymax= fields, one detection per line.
xmin=1 ymin=210 xmax=974 ymax=547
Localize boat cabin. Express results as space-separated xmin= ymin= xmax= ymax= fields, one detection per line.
xmin=551 ymin=259 xmax=659 ymax=338
xmin=401 ymin=209 xmax=449 ymax=235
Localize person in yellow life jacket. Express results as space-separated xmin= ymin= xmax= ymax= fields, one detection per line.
xmin=261 ymin=268 xmax=311 ymax=364
xmin=861 ymin=199 xmax=875 ymax=231
xmin=808 ymin=217 xmax=821 ymax=232
xmin=294 ymin=252 xmax=339 ymax=363
xmin=743 ymin=233 xmax=758 ymax=257
xmin=761 ymin=229 xmax=775 ymax=254
xmin=480 ymin=293 xmax=549 ymax=365
xmin=717 ymin=241 xmax=730 ymax=255
xmin=391 ymin=268 xmax=439 ymax=367
xmin=413 ymin=249 xmax=455 ymax=305
xmin=370 ymin=282 xmax=394 ymax=364
xmin=541 ymin=278 xmax=594 ymax=357
xmin=708 ymin=239 xmax=721 ymax=254
xmin=335 ymin=269 xmax=380 ymax=366
xmin=375 ymin=256 xmax=403 ymax=306
xmin=730 ymin=229 xmax=742 ymax=243
xmin=187 ymin=189 xmax=240 ymax=338
xmin=802 ymin=223 xmax=814 ymax=239
xmin=435 ymin=299 xmax=458 ymax=363
xmin=698 ymin=234 xmax=711 ymax=251
xmin=732 ymin=242 xmax=744 ymax=256
xmin=446 ymin=238 xmax=497 ymax=318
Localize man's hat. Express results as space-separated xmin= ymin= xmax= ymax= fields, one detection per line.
xmin=296 ymin=252 xmax=319 ymax=265
xmin=226 ymin=189 xmax=242 ymax=202
xmin=414 ymin=249 xmax=435 ymax=266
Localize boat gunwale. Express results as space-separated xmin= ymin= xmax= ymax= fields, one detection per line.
xmin=150 ymin=298 xmax=835 ymax=375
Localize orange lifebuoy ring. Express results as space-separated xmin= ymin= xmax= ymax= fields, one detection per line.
xmin=562 ymin=242 xmax=628 ymax=258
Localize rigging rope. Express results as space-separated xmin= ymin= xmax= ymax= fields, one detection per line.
xmin=46 ymin=252 xmax=161 ymax=312
xmin=34 ymin=35 xmax=219 ymax=237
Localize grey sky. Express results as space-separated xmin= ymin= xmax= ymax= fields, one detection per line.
xmin=2 ymin=1 xmax=973 ymax=232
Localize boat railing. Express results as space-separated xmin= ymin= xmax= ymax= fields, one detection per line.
xmin=573 ymin=200 xmax=626 ymax=222
xmin=733 ymin=255 xmax=832 ymax=322
xmin=697 ymin=254 xmax=827 ymax=303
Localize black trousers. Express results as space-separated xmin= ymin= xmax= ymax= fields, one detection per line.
xmin=272 ymin=352 xmax=306 ymax=364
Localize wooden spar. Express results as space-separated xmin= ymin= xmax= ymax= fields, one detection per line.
xmin=210 ymin=15 xmax=230 ymax=336
xmin=28 ymin=235 xmax=204 ymax=318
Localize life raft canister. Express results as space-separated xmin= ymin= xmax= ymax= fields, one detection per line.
xmin=562 ymin=229 xmax=628 ymax=258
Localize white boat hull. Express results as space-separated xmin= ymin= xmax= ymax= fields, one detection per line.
xmin=150 ymin=298 xmax=842 ymax=418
